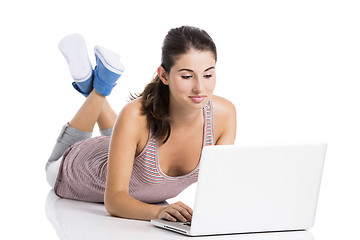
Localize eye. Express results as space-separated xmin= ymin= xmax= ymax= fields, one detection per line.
xmin=181 ymin=75 xmax=192 ymax=79
xmin=204 ymin=74 xmax=212 ymax=79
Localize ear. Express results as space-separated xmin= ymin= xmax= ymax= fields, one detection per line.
xmin=157 ymin=66 xmax=169 ymax=85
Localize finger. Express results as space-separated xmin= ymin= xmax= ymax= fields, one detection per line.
xmin=161 ymin=212 xmax=177 ymax=222
xmin=160 ymin=206 xmax=187 ymax=222
xmin=176 ymin=201 xmax=193 ymax=217
xmin=168 ymin=208 xmax=188 ymax=223
xmin=172 ymin=205 xmax=192 ymax=221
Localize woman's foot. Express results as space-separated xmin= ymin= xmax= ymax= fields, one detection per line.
xmin=58 ymin=34 xmax=93 ymax=97
xmin=93 ymin=45 xmax=124 ymax=96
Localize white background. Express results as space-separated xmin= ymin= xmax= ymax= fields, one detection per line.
xmin=1 ymin=0 xmax=359 ymax=239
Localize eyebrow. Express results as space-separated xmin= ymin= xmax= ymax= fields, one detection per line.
xmin=178 ymin=66 xmax=215 ymax=72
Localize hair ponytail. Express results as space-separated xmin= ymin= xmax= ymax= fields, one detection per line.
xmin=134 ymin=74 xmax=171 ymax=144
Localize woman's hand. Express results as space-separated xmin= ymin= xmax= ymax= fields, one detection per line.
xmin=157 ymin=201 xmax=193 ymax=222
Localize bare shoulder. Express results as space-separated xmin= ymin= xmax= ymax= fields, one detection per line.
xmin=211 ymin=95 xmax=236 ymax=118
xmin=114 ymin=98 xmax=147 ymax=135
xmin=211 ymin=95 xmax=237 ymax=145
xmin=118 ymin=98 xmax=146 ymax=122
xmin=113 ymin=97 xmax=149 ymax=154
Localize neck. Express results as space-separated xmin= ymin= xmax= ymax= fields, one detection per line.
xmin=168 ymin=100 xmax=204 ymax=128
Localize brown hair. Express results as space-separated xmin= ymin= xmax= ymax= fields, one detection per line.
xmin=134 ymin=26 xmax=217 ymax=144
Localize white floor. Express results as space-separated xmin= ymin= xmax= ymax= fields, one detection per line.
xmin=45 ymin=188 xmax=315 ymax=240
xmin=23 ymin=185 xmax=360 ymax=239
xmin=2 ymin=1 xmax=360 ymax=239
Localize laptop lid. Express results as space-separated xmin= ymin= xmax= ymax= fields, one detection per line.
xmin=188 ymin=143 xmax=326 ymax=236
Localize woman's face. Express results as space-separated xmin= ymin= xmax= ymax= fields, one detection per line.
xmin=160 ymin=49 xmax=216 ymax=111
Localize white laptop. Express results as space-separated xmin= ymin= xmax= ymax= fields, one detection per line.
xmin=151 ymin=143 xmax=327 ymax=236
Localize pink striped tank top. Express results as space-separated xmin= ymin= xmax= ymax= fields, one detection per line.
xmin=129 ymin=100 xmax=214 ymax=203
xmin=54 ymin=100 xmax=214 ymax=203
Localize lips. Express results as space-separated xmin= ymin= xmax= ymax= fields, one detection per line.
xmin=189 ymin=95 xmax=206 ymax=103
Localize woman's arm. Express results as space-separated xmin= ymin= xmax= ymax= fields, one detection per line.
xmin=104 ymin=100 xmax=192 ymax=222
xmin=104 ymin=100 xmax=161 ymax=220
xmin=212 ymin=95 xmax=237 ymax=145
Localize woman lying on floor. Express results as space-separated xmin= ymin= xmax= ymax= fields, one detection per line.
xmin=46 ymin=26 xmax=236 ymax=223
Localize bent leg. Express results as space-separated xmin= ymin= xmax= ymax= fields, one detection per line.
xmin=69 ymin=89 xmax=106 ymax=132
xmin=97 ymin=99 xmax=116 ymax=136
xmin=69 ymin=90 xmax=116 ymax=136
xmin=46 ymin=89 xmax=104 ymax=187
xmin=47 ymin=124 xmax=92 ymax=164
xmin=46 ymin=124 xmax=92 ymax=187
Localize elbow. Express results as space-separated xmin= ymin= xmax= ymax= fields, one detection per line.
xmin=104 ymin=194 xmax=116 ymax=217
xmin=104 ymin=191 xmax=121 ymax=217
xmin=104 ymin=200 xmax=117 ymax=217
xmin=104 ymin=190 xmax=129 ymax=218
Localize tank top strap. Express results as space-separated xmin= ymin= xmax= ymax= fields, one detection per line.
xmin=203 ymin=99 xmax=215 ymax=146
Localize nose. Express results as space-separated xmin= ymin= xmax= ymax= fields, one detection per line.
xmin=192 ymin=77 xmax=204 ymax=93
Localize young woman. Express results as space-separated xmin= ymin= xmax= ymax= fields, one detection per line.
xmin=46 ymin=26 xmax=236 ymax=223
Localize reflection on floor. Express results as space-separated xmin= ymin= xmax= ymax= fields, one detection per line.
xmin=45 ymin=190 xmax=314 ymax=240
